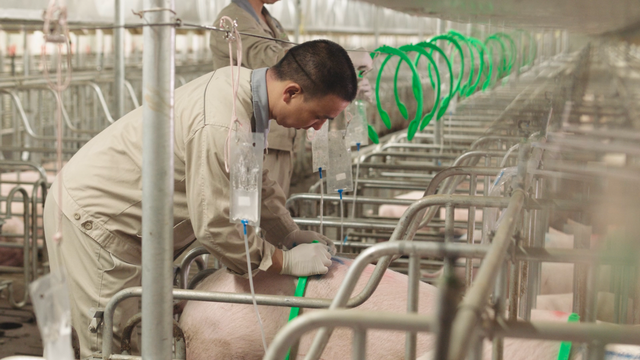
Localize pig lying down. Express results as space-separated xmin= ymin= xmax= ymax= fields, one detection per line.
xmin=179 ymin=258 xmax=573 ymax=360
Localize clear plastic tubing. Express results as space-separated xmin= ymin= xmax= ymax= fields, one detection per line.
xmin=319 ymin=168 xmax=324 ymax=235
xmin=241 ymin=220 xmax=268 ymax=352
xmin=350 ymin=143 xmax=361 ymax=220
xmin=338 ymin=189 xmax=345 ymax=253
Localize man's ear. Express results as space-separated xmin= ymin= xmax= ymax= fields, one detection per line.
xmin=283 ymin=83 xmax=303 ymax=104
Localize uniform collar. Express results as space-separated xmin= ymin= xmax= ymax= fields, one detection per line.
xmin=251 ymin=67 xmax=271 ymax=143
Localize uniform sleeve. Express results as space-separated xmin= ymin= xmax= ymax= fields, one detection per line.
xmin=185 ymin=123 xmax=273 ymax=277
xmin=184 ymin=123 xmax=297 ymax=277
xmin=210 ymin=10 xmax=292 ymax=70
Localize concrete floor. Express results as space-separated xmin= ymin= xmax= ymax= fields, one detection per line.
xmin=0 ymin=272 xmax=43 ymax=358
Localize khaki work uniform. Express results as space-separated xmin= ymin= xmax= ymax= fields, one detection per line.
xmin=210 ymin=0 xmax=296 ymax=196
xmin=44 ymin=67 xmax=298 ymax=358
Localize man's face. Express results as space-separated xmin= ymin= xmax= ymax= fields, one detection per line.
xmin=277 ymin=93 xmax=350 ymax=131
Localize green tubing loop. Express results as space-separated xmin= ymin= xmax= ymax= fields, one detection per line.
xmin=428 ymin=34 xmax=465 ymax=99
xmin=398 ymin=44 xmax=441 ymax=130
xmin=495 ymin=32 xmax=517 ymax=75
xmin=473 ymin=38 xmax=493 ymax=91
xmin=485 ymin=35 xmax=508 ymax=82
xmin=414 ymin=41 xmax=454 ymax=120
xmin=447 ymin=30 xmax=475 ymax=98
xmin=467 ymin=37 xmax=488 ymax=94
xmin=516 ymin=29 xmax=537 ymax=67
xmin=373 ymin=45 xmax=424 ymax=141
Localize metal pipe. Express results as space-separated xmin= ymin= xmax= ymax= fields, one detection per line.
xmin=265 ymin=311 xmax=435 ymax=360
xmin=491 ymin=261 xmax=508 ymax=360
xmin=635 ymin=265 xmax=640 ymax=324
xmin=405 ymin=253 xmax=419 ymax=360
xmin=447 ymin=190 xmax=526 ymax=360
xmin=103 ymin=242 xmax=486 ymax=358
xmin=114 ymin=0 xmax=125 ymax=119
xmin=5 ymin=186 xmax=31 ymax=308
xmin=572 ymin=223 xmax=592 ymax=321
xmin=101 ymin=243 xmax=634 ymax=358
xmin=140 ymin=1 xmax=175 ymax=359
xmin=353 ymin=329 xmax=366 ymax=360
xmin=178 ymin=246 xmax=210 ymax=289
xmin=491 ymin=319 xmax=640 ymax=345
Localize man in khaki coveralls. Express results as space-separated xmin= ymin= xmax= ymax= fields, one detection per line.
xmin=43 ymin=40 xmax=356 ymax=358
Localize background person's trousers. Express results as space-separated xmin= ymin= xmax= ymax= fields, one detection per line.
xmin=44 ymin=194 xmax=141 ymax=359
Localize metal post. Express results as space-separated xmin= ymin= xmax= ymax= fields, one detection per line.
xmin=353 ymin=329 xmax=366 ymax=360
xmin=447 ymin=190 xmax=526 ymax=360
xmin=405 ymin=253 xmax=420 ymax=360
xmin=562 ymin=30 xmax=569 ymax=54
xmin=433 ymin=205 xmax=461 ymax=360
xmin=373 ymin=7 xmax=380 ymax=48
xmin=572 ymin=223 xmax=592 ymax=321
xmin=114 ymin=0 xmax=126 ymax=119
xmin=634 ymin=265 xmax=640 ymax=324
xmin=491 ymin=261 xmax=508 ymax=360
xmin=96 ymin=29 xmax=104 ymax=70
xmin=434 ymin=18 xmax=447 ymax=146
xmin=294 ymin=0 xmax=302 ymax=43
xmin=22 ymin=28 xmax=29 ymax=77
xmin=141 ymin=0 xmax=175 ymax=359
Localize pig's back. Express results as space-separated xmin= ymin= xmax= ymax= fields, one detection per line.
xmin=180 ymin=258 xmax=438 ymax=360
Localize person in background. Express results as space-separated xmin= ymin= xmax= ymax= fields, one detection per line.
xmin=210 ymin=0 xmax=373 ymax=196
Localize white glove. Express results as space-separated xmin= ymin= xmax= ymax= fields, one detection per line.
xmin=280 ymin=243 xmax=332 ymax=277
xmin=282 ymin=229 xmax=336 ymax=256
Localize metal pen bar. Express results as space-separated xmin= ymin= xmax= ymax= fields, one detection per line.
xmin=264 ymin=311 xmax=435 ymax=360
xmin=447 ymin=190 xmax=526 ymax=360
xmin=102 ymin=242 xmax=488 ymax=359
xmin=405 ymin=253 xmax=419 ymax=360
xmin=491 ymin=318 xmax=640 ymax=345
xmin=139 ymin=1 xmax=175 ymax=359
xmin=114 ymin=0 xmax=125 ymax=120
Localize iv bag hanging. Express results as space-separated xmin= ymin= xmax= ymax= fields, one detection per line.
xmin=230 ymin=131 xmax=265 ymax=227
xmin=327 ymin=130 xmax=353 ymax=193
xmin=311 ymin=121 xmax=329 ymax=172
xmin=345 ymin=100 xmax=369 ymax=146
xmin=30 ymin=269 xmax=74 ymax=360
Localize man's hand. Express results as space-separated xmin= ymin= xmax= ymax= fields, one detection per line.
xmin=282 ymin=229 xmax=336 ymax=255
xmin=280 ymin=243 xmax=332 ymax=276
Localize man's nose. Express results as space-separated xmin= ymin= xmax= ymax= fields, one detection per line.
xmin=312 ymin=119 xmax=327 ymax=131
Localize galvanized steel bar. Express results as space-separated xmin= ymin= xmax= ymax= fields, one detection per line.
xmin=140 ymin=1 xmax=175 ymax=359
xmin=264 ymin=311 xmax=435 ymax=360
xmin=114 ymin=0 xmax=125 ymax=119
xmin=447 ymin=189 xmax=526 ymax=360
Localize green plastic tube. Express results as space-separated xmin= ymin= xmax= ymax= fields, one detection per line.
xmin=467 ymin=37 xmax=488 ymax=94
xmin=415 ymin=41 xmax=454 ymax=119
xmin=557 ymin=313 xmax=580 ymax=360
xmin=485 ymin=35 xmax=508 ymax=82
xmin=448 ymin=30 xmax=475 ymax=97
xmin=428 ymin=34 xmax=465 ymax=98
xmin=373 ymin=45 xmax=424 ymax=141
xmin=399 ymin=44 xmax=441 ymax=130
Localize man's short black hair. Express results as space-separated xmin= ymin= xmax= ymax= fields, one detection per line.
xmin=271 ymin=40 xmax=358 ymax=102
